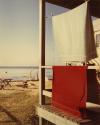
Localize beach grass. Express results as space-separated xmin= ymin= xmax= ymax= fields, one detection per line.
xmin=0 ymin=81 xmax=39 ymax=125
xmin=0 ymin=80 xmax=52 ymax=125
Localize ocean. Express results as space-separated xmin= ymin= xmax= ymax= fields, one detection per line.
xmin=0 ymin=66 xmax=52 ymax=81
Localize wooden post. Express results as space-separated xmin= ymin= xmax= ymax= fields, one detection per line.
xmin=39 ymin=0 xmax=46 ymax=124
xmin=39 ymin=0 xmax=45 ymax=106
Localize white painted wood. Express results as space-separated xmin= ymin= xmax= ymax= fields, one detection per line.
xmin=39 ymin=0 xmax=45 ymax=105
xmin=88 ymin=66 xmax=100 ymax=69
xmin=86 ymin=102 xmax=100 ymax=113
xmin=93 ymin=19 xmax=100 ymax=32
xmin=37 ymin=106 xmax=79 ymax=125
xmin=41 ymin=66 xmax=52 ymax=69
xmin=39 ymin=0 xmax=45 ymax=124
xmin=43 ymin=90 xmax=52 ymax=97
xmin=41 ymin=65 xmax=100 ymax=69
xmin=36 ymin=105 xmax=92 ymax=125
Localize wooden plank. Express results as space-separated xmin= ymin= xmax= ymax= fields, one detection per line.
xmin=36 ymin=105 xmax=92 ymax=125
xmin=46 ymin=0 xmax=83 ymax=9
xmin=88 ymin=66 xmax=100 ymax=69
xmin=37 ymin=106 xmax=79 ymax=125
xmin=41 ymin=65 xmax=100 ymax=69
xmin=39 ymin=0 xmax=46 ymax=105
xmin=86 ymin=102 xmax=100 ymax=113
xmin=43 ymin=90 xmax=52 ymax=97
xmin=41 ymin=66 xmax=52 ymax=69
xmin=39 ymin=0 xmax=46 ymax=124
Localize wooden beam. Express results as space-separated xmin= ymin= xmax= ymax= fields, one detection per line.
xmin=46 ymin=0 xmax=83 ymax=9
xmin=86 ymin=102 xmax=100 ymax=113
xmin=39 ymin=0 xmax=46 ymax=125
xmin=89 ymin=1 xmax=100 ymax=17
xmin=43 ymin=90 xmax=52 ymax=97
xmin=46 ymin=0 xmax=100 ymax=17
xmin=46 ymin=0 xmax=70 ymax=8
xmin=39 ymin=0 xmax=46 ymax=105
xmin=41 ymin=65 xmax=100 ymax=70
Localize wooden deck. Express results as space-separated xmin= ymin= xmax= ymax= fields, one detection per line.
xmin=36 ymin=104 xmax=100 ymax=125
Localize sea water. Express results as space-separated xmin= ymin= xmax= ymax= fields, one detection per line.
xmin=0 ymin=66 xmax=52 ymax=81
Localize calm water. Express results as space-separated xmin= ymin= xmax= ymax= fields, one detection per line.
xmin=0 ymin=67 xmax=52 ymax=80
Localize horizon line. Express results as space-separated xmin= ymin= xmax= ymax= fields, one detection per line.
xmin=0 ymin=66 xmax=39 ymax=68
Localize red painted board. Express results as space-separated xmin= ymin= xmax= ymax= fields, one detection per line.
xmin=52 ymin=66 xmax=87 ymax=117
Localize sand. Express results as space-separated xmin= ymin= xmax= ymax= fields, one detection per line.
xmin=0 ymin=81 xmax=39 ymax=125
xmin=0 ymin=80 xmax=52 ymax=125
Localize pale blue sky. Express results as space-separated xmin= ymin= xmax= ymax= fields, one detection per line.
xmin=0 ymin=0 xmax=35 ymax=66
xmin=0 ymin=0 xmax=67 ymax=66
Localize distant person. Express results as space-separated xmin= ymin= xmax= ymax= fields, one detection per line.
xmin=23 ymin=81 xmax=28 ymax=88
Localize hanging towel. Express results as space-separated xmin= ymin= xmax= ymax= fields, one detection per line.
xmin=52 ymin=2 xmax=97 ymax=64
xmin=52 ymin=66 xmax=87 ymax=116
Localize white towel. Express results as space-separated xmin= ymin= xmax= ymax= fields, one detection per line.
xmin=52 ymin=2 xmax=97 ymax=64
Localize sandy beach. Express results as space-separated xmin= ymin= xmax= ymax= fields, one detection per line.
xmin=0 ymin=80 xmax=40 ymax=125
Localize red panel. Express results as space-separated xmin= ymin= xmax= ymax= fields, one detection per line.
xmin=52 ymin=66 xmax=87 ymax=117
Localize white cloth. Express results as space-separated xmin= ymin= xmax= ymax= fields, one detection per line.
xmin=52 ymin=2 xmax=97 ymax=64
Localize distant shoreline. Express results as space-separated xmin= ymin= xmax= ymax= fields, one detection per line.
xmin=0 ymin=66 xmax=39 ymax=69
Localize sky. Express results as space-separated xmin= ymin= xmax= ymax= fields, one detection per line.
xmin=0 ymin=0 xmax=67 ymax=66
xmin=1 ymin=0 xmax=97 ymax=66
xmin=0 ymin=0 xmax=35 ymax=66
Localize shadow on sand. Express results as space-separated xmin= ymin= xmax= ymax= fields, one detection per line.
xmin=0 ymin=105 xmax=22 ymax=125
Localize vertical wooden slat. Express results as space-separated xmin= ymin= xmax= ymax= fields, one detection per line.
xmin=39 ymin=0 xmax=45 ymax=105
xmin=39 ymin=0 xmax=46 ymax=124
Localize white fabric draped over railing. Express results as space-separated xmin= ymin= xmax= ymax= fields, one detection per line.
xmin=52 ymin=2 xmax=97 ymax=65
